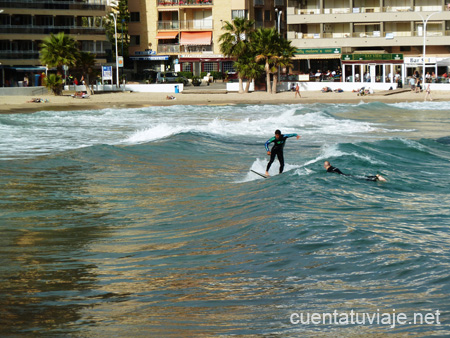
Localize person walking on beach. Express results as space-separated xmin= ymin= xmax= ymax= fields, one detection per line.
xmin=323 ymin=161 xmax=386 ymax=181
xmin=424 ymin=83 xmax=433 ymax=101
xmin=294 ymin=83 xmax=301 ymax=98
xmin=265 ymin=130 xmax=300 ymax=176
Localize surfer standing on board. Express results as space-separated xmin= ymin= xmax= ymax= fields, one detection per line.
xmin=324 ymin=161 xmax=387 ymax=182
xmin=265 ymin=130 xmax=300 ymax=176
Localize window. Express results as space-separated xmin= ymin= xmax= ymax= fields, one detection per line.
xmin=222 ymin=61 xmax=235 ymax=73
xmin=182 ymin=62 xmax=192 ymax=72
xmin=232 ymin=10 xmax=248 ymax=19
xmin=130 ymin=12 xmax=140 ymax=22
xmin=130 ymin=35 xmax=140 ymax=46
xmin=264 ymin=10 xmax=271 ymax=21
xmin=203 ymin=62 xmax=218 ymax=72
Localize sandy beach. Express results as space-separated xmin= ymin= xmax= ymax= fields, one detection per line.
xmin=0 ymin=89 xmax=447 ymax=114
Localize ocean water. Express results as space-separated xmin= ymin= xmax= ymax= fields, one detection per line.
xmin=0 ymin=102 xmax=449 ymax=337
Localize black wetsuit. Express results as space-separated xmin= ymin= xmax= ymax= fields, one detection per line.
xmin=265 ymin=134 xmax=297 ymax=173
xmin=326 ymin=166 xmax=379 ymax=181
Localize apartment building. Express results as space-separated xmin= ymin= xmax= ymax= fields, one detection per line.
xmin=0 ymin=0 xmax=110 ymax=87
xmin=128 ymin=0 xmax=286 ymax=76
xmin=287 ymin=0 xmax=450 ymax=83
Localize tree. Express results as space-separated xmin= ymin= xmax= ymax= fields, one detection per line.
xmin=219 ymin=17 xmax=255 ymax=93
xmin=271 ymin=39 xmax=296 ymax=93
xmin=253 ymin=28 xmax=295 ymax=94
xmin=39 ymin=32 xmax=79 ymax=75
xmin=105 ymin=0 xmax=130 ymax=60
xmin=75 ymin=51 xmax=96 ymax=94
xmin=43 ymin=74 xmax=63 ymax=95
xmin=252 ymin=28 xmax=279 ymax=94
xmin=234 ymin=52 xmax=264 ymax=93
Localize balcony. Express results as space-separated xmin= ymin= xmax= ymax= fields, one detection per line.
xmin=289 ymin=5 xmax=446 ymax=15
xmin=180 ymin=44 xmax=213 ymax=53
xmin=274 ymin=0 xmax=284 ymax=7
xmin=158 ymin=0 xmax=213 ymax=6
xmin=254 ymin=0 xmax=264 ymax=6
xmin=158 ymin=21 xmax=179 ymax=30
xmin=0 ymin=50 xmax=39 ymax=59
xmin=157 ymin=44 xmax=180 ymax=53
xmin=180 ymin=20 xmax=213 ymax=29
xmin=325 ymin=7 xmax=351 ymax=13
xmin=0 ymin=0 xmax=107 ymax=11
xmin=0 ymin=25 xmax=106 ymax=35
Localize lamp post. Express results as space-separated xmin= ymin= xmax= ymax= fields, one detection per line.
xmin=275 ymin=8 xmax=282 ymax=35
xmin=417 ymin=11 xmax=440 ymax=80
xmin=110 ymin=13 xmax=119 ymax=88
xmin=275 ymin=8 xmax=282 ymax=84
xmin=121 ymin=18 xmax=125 ymax=81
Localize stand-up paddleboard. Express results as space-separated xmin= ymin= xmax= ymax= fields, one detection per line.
xmin=251 ymin=170 xmax=268 ymax=179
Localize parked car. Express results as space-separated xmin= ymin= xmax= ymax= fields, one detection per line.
xmin=159 ymin=72 xmax=189 ymax=85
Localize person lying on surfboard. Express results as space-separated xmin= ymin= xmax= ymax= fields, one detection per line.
xmin=265 ymin=129 xmax=300 ymax=176
xmin=324 ymin=161 xmax=387 ymax=182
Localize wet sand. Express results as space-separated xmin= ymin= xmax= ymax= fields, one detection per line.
xmin=0 ymin=89 xmax=447 ymax=114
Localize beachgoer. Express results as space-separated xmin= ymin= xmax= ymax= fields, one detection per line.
xmin=295 ymin=83 xmax=301 ymax=98
xmin=323 ymin=161 xmax=386 ymax=182
xmin=409 ymin=77 xmax=416 ymax=91
xmin=415 ymin=78 xmax=422 ymax=93
xmin=166 ymin=95 xmax=176 ymax=100
xmin=27 ymin=97 xmax=42 ymax=103
xmin=424 ymin=84 xmax=433 ymax=101
xmin=265 ymin=130 xmax=300 ymax=176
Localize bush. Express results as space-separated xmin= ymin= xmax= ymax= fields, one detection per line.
xmin=192 ymin=76 xmax=202 ymax=86
xmin=211 ymin=71 xmax=223 ymax=80
xmin=178 ymin=71 xmax=193 ymax=79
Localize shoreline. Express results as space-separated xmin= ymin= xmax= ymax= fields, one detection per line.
xmin=0 ymin=90 xmax=447 ymax=114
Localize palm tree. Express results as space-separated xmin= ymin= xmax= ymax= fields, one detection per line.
xmin=219 ymin=17 xmax=255 ymax=93
xmin=40 ymin=32 xmax=79 ymax=95
xmin=271 ymin=39 xmax=296 ymax=93
xmin=43 ymin=73 xmax=63 ymax=95
xmin=75 ymin=51 xmax=96 ymax=94
xmin=253 ymin=28 xmax=279 ymax=94
xmin=234 ymin=52 xmax=264 ymax=93
xmin=40 ymin=32 xmax=80 ymax=75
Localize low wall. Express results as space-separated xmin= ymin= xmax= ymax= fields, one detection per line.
xmin=277 ymin=81 xmax=450 ymax=92
xmin=226 ymin=81 xmax=255 ymax=92
xmin=124 ymin=83 xmax=184 ymax=93
xmin=0 ymin=86 xmax=49 ymax=96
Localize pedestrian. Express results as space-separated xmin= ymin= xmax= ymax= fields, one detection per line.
xmin=424 ymin=83 xmax=433 ymax=101
xmin=294 ymin=83 xmax=301 ymax=98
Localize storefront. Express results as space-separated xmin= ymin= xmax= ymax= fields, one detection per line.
xmin=292 ymin=48 xmax=342 ymax=78
xmin=342 ymin=53 xmax=404 ymax=85
xmin=178 ymin=55 xmax=235 ymax=76
xmin=130 ymin=51 xmax=170 ymax=78
xmin=404 ymin=56 xmax=437 ymax=78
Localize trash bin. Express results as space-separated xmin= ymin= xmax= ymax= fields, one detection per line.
xmin=174 ymin=85 xmax=179 ymax=93
xmin=34 ymin=74 xmax=40 ymax=86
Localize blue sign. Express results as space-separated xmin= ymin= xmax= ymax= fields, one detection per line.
xmin=102 ymin=66 xmax=112 ymax=81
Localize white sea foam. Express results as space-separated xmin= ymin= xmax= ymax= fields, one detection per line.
xmin=238 ymin=157 xmax=302 ymax=182
xmin=390 ymin=101 xmax=450 ymax=111
xmin=0 ymin=104 xmax=386 ymax=159
xmin=301 ymin=143 xmax=386 ymax=168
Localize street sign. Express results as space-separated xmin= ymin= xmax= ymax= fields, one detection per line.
xmin=102 ymin=66 xmax=112 ymax=81
xmin=118 ymin=56 xmax=124 ymax=68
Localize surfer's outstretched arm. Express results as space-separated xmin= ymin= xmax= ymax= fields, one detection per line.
xmin=284 ymin=133 xmax=300 ymax=140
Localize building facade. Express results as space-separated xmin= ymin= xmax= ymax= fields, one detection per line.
xmin=287 ymin=0 xmax=450 ymax=83
xmin=0 ymin=0 xmax=111 ymax=87
xmin=128 ymin=0 xmax=286 ymax=76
